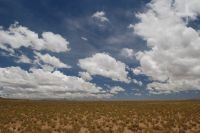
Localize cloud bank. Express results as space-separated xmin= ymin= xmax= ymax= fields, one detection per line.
xmin=0 ymin=23 xmax=114 ymax=99
xmin=0 ymin=67 xmax=111 ymax=99
xmin=133 ymin=0 xmax=200 ymax=94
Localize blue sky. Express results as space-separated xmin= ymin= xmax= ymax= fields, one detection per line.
xmin=0 ymin=0 xmax=200 ymax=100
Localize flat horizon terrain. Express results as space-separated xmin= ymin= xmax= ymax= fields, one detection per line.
xmin=0 ymin=99 xmax=200 ymax=133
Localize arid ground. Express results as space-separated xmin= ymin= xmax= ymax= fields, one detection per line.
xmin=0 ymin=99 xmax=200 ymax=133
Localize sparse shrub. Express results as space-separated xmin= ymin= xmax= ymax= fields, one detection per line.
xmin=0 ymin=99 xmax=199 ymax=133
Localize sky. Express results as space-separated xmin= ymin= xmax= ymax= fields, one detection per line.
xmin=0 ymin=0 xmax=200 ymax=100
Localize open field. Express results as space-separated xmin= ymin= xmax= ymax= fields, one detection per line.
xmin=0 ymin=99 xmax=200 ymax=133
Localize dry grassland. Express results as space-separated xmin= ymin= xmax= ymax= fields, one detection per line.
xmin=0 ymin=99 xmax=200 ymax=133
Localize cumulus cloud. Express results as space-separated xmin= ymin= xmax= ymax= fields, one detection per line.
xmin=0 ymin=22 xmax=70 ymax=53
xmin=78 ymin=71 xmax=92 ymax=81
xmin=41 ymin=32 xmax=70 ymax=53
xmin=78 ymin=53 xmax=130 ymax=83
xmin=92 ymin=11 xmax=109 ymax=22
xmin=120 ymin=48 xmax=135 ymax=59
xmin=34 ymin=52 xmax=71 ymax=70
xmin=0 ymin=22 xmax=119 ymax=99
xmin=110 ymin=86 xmax=125 ymax=94
xmin=128 ymin=24 xmax=134 ymax=29
xmin=0 ymin=67 xmax=111 ymax=99
xmin=16 ymin=54 xmax=32 ymax=64
xmin=133 ymin=0 xmax=200 ymax=94
xmin=174 ymin=0 xmax=200 ymax=20
xmin=132 ymin=68 xmax=142 ymax=75
xmin=132 ymin=79 xmax=143 ymax=86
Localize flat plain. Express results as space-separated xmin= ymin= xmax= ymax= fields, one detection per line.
xmin=0 ymin=99 xmax=200 ymax=133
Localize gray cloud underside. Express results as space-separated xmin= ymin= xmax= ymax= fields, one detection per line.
xmin=0 ymin=67 xmax=112 ymax=99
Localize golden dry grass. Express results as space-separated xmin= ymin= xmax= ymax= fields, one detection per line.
xmin=0 ymin=99 xmax=200 ymax=133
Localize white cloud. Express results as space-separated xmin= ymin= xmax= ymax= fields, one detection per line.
xmin=132 ymin=79 xmax=143 ymax=86
xmin=120 ymin=48 xmax=135 ymax=59
xmin=16 ymin=54 xmax=32 ymax=64
xmin=78 ymin=53 xmax=130 ymax=83
xmin=42 ymin=32 xmax=70 ymax=53
xmin=92 ymin=11 xmax=109 ymax=22
xmin=0 ymin=67 xmax=112 ymax=99
xmin=78 ymin=71 xmax=92 ymax=81
xmin=174 ymin=0 xmax=200 ymax=20
xmin=0 ymin=22 xmax=70 ymax=53
xmin=110 ymin=86 xmax=125 ymax=94
xmin=128 ymin=24 xmax=134 ymax=29
xmin=132 ymin=68 xmax=142 ymax=75
xmin=133 ymin=0 xmax=200 ymax=94
xmin=34 ymin=52 xmax=71 ymax=70
xmin=38 ymin=64 xmax=54 ymax=72
xmin=81 ymin=37 xmax=88 ymax=41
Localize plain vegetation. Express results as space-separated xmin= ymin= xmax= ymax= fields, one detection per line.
xmin=0 ymin=99 xmax=200 ymax=133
